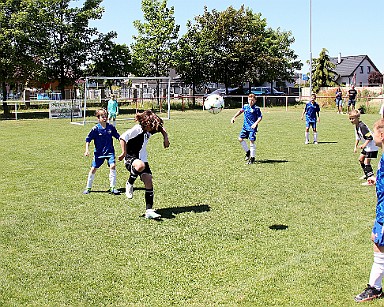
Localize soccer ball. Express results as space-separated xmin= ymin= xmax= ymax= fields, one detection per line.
xmin=204 ymin=94 xmax=224 ymax=114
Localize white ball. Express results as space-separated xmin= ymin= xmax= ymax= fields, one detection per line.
xmin=204 ymin=94 xmax=224 ymax=114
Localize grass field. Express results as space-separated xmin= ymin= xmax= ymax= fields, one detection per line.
xmin=0 ymin=107 xmax=382 ymax=306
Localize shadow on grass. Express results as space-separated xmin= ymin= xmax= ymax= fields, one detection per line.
xmin=316 ymin=141 xmax=338 ymax=144
xmin=269 ymin=224 xmax=288 ymax=230
xmin=257 ymin=159 xmax=289 ymax=164
xmin=155 ymin=204 xmax=211 ymax=219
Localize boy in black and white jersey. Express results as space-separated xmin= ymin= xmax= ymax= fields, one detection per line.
xmin=118 ymin=110 xmax=170 ymax=219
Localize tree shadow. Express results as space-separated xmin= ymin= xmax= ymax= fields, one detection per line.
xmin=257 ymin=159 xmax=289 ymax=164
xmin=269 ymin=224 xmax=288 ymax=230
xmin=154 ymin=204 xmax=211 ymax=219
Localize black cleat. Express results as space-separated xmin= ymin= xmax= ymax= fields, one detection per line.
xmin=355 ymin=284 xmax=384 ymax=302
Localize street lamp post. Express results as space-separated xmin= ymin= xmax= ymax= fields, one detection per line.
xmin=309 ymin=0 xmax=313 ymax=95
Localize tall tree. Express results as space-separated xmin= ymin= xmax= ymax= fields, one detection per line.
xmin=38 ymin=0 xmax=104 ymax=98
xmin=131 ymin=0 xmax=179 ymax=77
xmin=310 ymin=48 xmax=338 ymax=93
xmin=87 ymin=32 xmax=132 ymax=90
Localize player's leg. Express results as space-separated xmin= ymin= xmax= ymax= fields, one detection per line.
xmin=239 ymin=129 xmax=250 ymax=160
xmin=125 ymin=158 xmax=145 ymax=199
xmin=108 ymin=162 xmax=119 ymax=194
xmin=305 ymin=122 xmax=310 ymax=144
xmin=141 ymin=166 xmax=160 ymax=219
xmin=83 ymin=155 xmax=103 ymax=194
xmin=359 ymin=153 xmax=367 ymax=179
xmin=247 ymin=132 xmax=256 ymax=164
xmin=312 ymin=123 xmax=318 ymax=144
xmin=355 ymin=225 xmax=384 ymax=302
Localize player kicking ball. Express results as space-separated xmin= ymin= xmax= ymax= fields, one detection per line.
xmin=231 ymin=93 xmax=262 ymax=164
xmin=118 ymin=110 xmax=170 ymax=219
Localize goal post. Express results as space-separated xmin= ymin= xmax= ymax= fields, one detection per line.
xmin=71 ymin=76 xmax=171 ymax=125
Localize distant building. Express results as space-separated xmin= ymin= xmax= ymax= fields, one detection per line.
xmin=330 ymin=54 xmax=381 ymax=86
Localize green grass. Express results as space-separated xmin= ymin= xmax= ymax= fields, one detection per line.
xmin=0 ymin=108 xmax=382 ymax=306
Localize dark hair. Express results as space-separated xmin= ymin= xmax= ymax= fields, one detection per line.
xmin=135 ymin=110 xmax=163 ymax=132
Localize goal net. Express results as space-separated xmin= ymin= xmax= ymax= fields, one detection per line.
xmin=71 ymin=76 xmax=171 ymax=125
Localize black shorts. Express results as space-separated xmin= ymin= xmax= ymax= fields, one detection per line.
xmin=361 ymin=149 xmax=378 ymax=159
xmin=124 ymin=155 xmax=152 ymax=175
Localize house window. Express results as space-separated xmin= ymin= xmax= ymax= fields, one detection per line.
xmin=360 ymin=66 xmax=363 ymax=74
xmin=367 ymin=66 xmax=371 ymax=73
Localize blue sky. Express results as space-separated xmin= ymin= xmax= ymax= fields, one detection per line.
xmin=83 ymin=0 xmax=384 ymax=73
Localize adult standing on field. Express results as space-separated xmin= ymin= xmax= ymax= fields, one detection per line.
xmin=107 ymin=94 xmax=119 ymax=127
xmin=348 ymin=85 xmax=358 ymax=113
xmin=335 ymin=86 xmax=343 ymax=114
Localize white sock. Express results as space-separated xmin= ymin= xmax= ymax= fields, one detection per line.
xmin=86 ymin=172 xmax=95 ymax=189
xmin=240 ymin=140 xmax=249 ymax=152
xmin=305 ymin=132 xmax=309 ymax=142
xmin=369 ymin=252 xmax=384 ymax=290
xmin=250 ymin=143 xmax=256 ymax=158
xmin=314 ymin=132 xmax=318 ymax=142
xmin=109 ymin=169 xmax=116 ymax=187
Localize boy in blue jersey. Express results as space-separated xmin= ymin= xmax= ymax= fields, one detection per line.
xmin=355 ymin=118 xmax=384 ymax=302
xmin=83 ymin=109 xmax=120 ymax=195
xmin=301 ymin=93 xmax=320 ymax=144
xmin=107 ymin=94 xmax=119 ymax=127
xmin=231 ymin=93 xmax=262 ymax=164
xmin=349 ymin=109 xmax=378 ymax=186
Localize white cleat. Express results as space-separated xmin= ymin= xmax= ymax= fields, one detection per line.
xmin=145 ymin=209 xmax=161 ymax=219
xmin=125 ymin=182 xmax=133 ymax=199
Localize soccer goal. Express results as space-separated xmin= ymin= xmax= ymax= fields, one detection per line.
xmin=71 ymin=76 xmax=171 ymax=125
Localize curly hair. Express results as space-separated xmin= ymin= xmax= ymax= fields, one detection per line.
xmin=135 ymin=110 xmax=163 ymax=132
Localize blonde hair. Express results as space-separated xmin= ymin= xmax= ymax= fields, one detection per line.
xmin=374 ymin=118 xmax=384 ymax=132
xmin=95 ymin=108 xmax=107 ymax=118
xmin=348 ymin=109 xmax=360 ymax=118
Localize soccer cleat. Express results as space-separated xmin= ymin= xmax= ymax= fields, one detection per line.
xmin=362 ymin=181 xmax=374 ymax=186
xmin=145 ymin=209 xmax=161 ymax=219
xmin=355 ymin=284 xmax=384 ymax=302
xmin=109 ymin=187 xmax=120 ymax=195
xmin=83 ymin=188 xmax=91 ymax=194
xmin=359 ymin=175 xmax=367 ymax=180
xmin=125 ymin=182 xmax=133 ymax=199
xmin=313 ymin=141 xmax=318 ymax=144
xmin=244 ymin=150 xmax=250 ymax=161
xmin=247 ymin=157 xmax=255 ymax=164
xmin=305 ymin=140 xmax=309 ymax=145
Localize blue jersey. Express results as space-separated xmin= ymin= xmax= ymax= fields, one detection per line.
xmin=376 ymin=154 xmax=384 ymax=224
xmin=304 ymin=101 xmax=320 ymax=122
xmin=241 ymin=104 xmax=262 ymax=131
xmin=85 ymin=123 xmax=120 ymax=157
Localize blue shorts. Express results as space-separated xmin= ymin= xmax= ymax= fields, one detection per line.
xmin=239 ymin=128 xmax=257 ymax=141
xmin=92 ymin=153 xmax=116 ymax=168
xmin=335 ymin=98 xmax=343 ymax=107
xmin=372 ymin=220 xmax=384 ymax=246
xmin=306 ymin=120 xmax=317 ymax=129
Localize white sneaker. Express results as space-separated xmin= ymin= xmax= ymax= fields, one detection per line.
xmin=145 ymin=209 xmax=161 ymax=219
xmin=125 ymin=182 xmax=133 ymax=199
xmin=305 ymin=140 xmax=309 ymax=145
xmin=313 ymin=141 xmax=318 ymax=144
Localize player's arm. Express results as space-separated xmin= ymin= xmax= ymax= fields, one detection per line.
xmin=118 ymin=138 xmax=127 ymax=161
xmin=159 ymin=126 xmax=170 ymax=148
xmin=231 ymin=110 xmax=243 ymax=123
xmin=84 ymin=141 xmax=90 ymax=156
xmin=301 ymin=106 xmax=306 ymax=120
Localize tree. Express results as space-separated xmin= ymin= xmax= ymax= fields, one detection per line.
xmin=368 ymin=71 xmax=383 ymax=86
xmin=310 ymin=48 xmax=338 ymax=93
xmin=131 ymin=0 xmax=179 ymax=77
xmin=38 ymin=0 xmax=104 ymax=98
xmin=87 ymin=32 xmax=132 ymax=90
xmin=175 ymin=6 xmax=301 ymax=93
